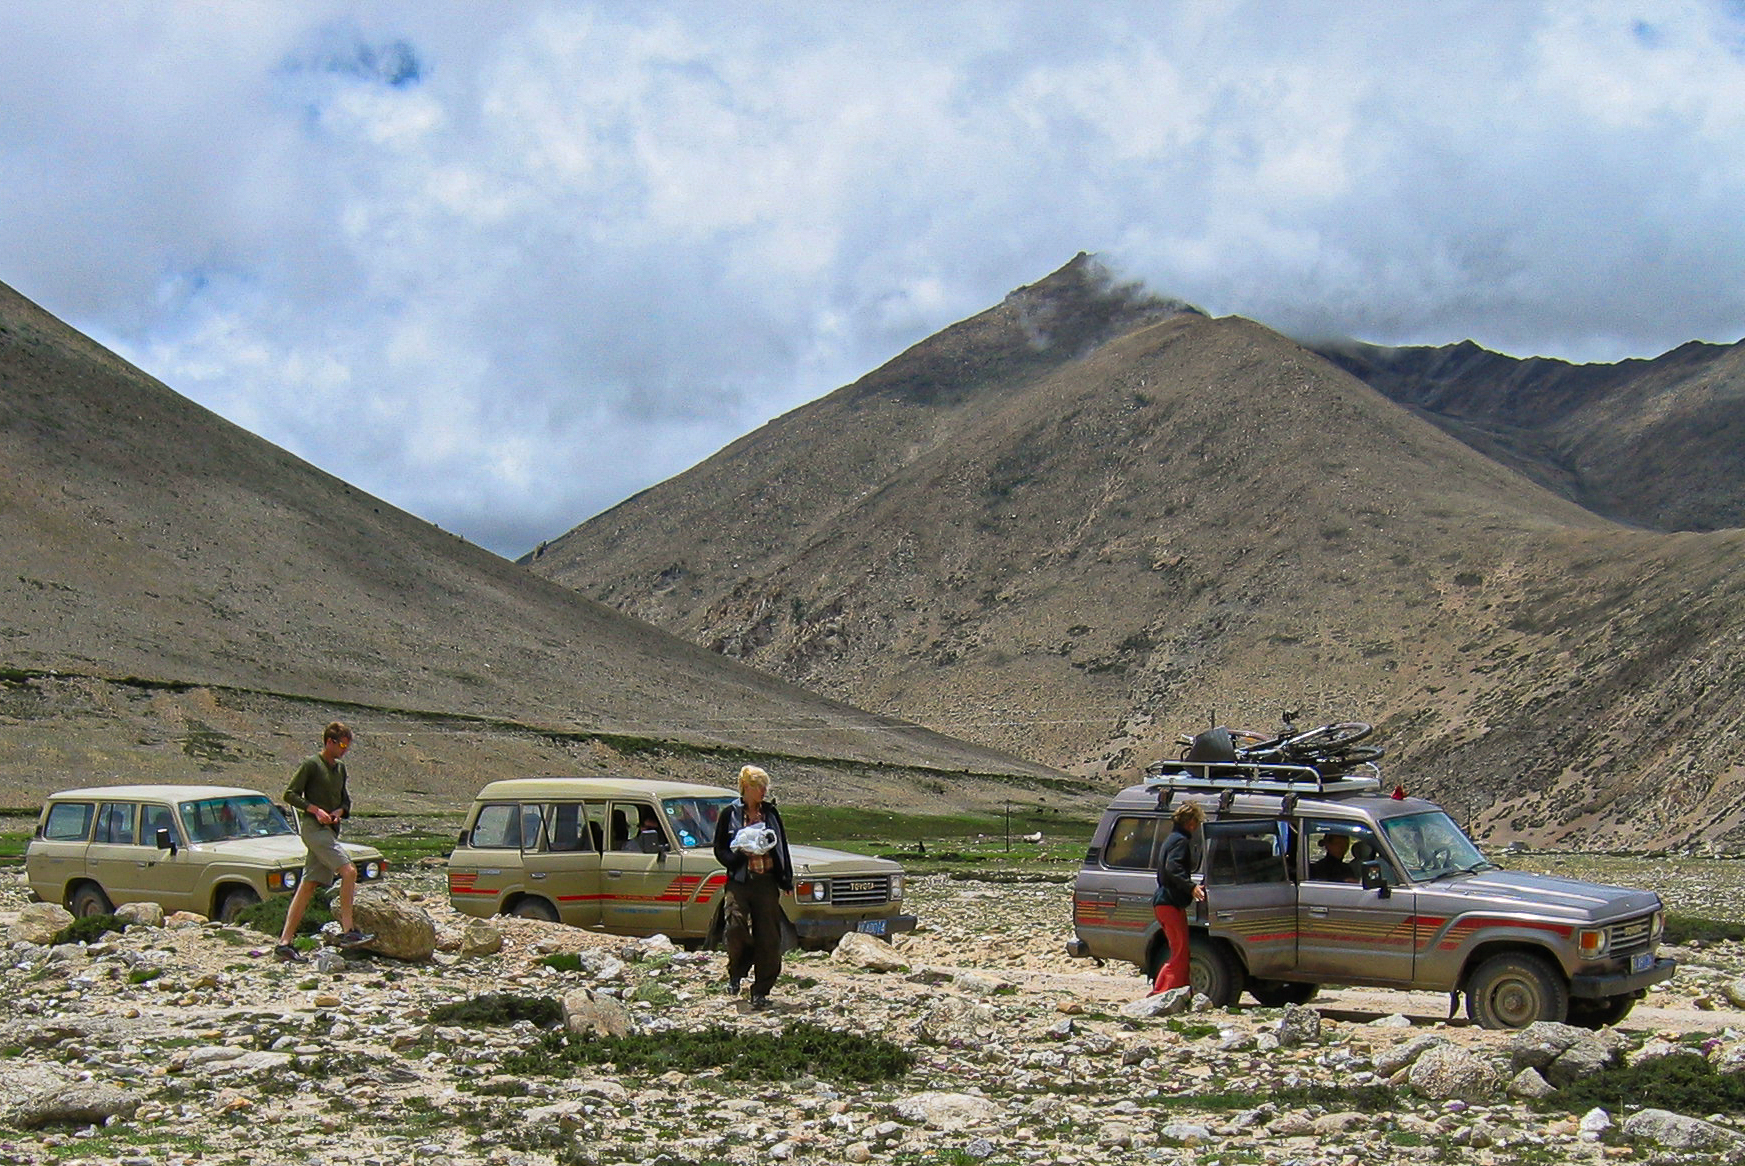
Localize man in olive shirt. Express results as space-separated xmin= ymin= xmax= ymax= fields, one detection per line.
xmin=275 ymin=721 xmax=373 ymax=961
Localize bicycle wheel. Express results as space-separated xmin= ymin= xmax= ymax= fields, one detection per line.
xmin=1283 ymin=721 xmax=1372 ymax=754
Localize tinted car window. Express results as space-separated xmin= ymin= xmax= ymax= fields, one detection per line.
xmin=95 ymin=802 xmax=138 ymax=844
xmin=43 ymin=801 xmax=94 ymax=842
xmin=1205 ymin=820 xmax=1290 ymax=885
xmin=1103 ymin=816 xmax=1163 ymax=870
xmin=663 ymin=796 xmax=733 ymax=849
xmin=471 ymin=803 xmax=521 ymax=849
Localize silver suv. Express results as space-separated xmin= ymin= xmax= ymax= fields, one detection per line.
xmin=1068 ymin=763 xmax=1675 ymax=1029
xmin=26 ymin=784 xmax=388 ymax=923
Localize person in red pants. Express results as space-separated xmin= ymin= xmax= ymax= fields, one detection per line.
xmin=1151 ymin=800 xmax=1206 ymax=995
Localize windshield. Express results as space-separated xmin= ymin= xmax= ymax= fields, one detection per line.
xmin=662 ymin=796 xmax=734 ymax=850
xmin=1380 ymin=810 xmax=1492 ymax=881
xmin=179 ymin=796 xmax=295 ymax=843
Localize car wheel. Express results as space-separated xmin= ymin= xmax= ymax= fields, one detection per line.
xmin=1465 ymin=951 xmax=1569 ymax=1029
xmin=509 ymin=897 xmax=559 ymax=922
xmin=1568 ymin=993 xmax=1636 ymax=1029
xmin=1188 ymin=934 xmax=1242 ymax=1007
xmin=1248 ymin=979 xmax=1320 ymax=1007
xmin=218 ymin=887 xmax=260 ymax=924
xmin=69 ymin=884 xmax=114 ymax=918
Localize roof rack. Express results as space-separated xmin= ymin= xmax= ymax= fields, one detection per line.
xmin=1143 ymin=758 xmax=1383 ymax=797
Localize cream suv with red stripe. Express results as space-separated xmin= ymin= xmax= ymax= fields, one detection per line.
xmin=1067 ymin=768 xmax=1674 ymax=1029
xmin=448 ymin=777 xmax=914 ymax=950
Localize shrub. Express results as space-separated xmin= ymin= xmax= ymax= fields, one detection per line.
xmin=232 ymin=889 xmax=334 ymax=937
xmin=428 ymin=993 xmax=564 ymax=1028
xmin=52 ymin=913 xmax=126 ymax=945
xmin=499 ymin=1022 xmax=914 ymax=1085
xmin=1549 ymin=1052 xmax=1745 ymax=1116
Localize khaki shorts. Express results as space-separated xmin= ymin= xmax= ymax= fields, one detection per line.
xmin=299 ymin=818 xmax=352 ymax=886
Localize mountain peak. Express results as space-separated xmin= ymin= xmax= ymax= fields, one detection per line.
xmin=845 ymin=253 xmax=1198 ymax=408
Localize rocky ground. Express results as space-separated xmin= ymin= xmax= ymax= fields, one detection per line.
xmin=4 ymin=859 xmax=1745 ymax=1166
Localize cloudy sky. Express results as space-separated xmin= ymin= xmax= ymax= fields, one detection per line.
xmin=5 ymin=2 xmax=1745 ymax=558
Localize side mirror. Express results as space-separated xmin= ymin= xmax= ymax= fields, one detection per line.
xmin=1361 ymin=860 xmax=1390 ymax=898
xmin=155 ymin=827 xmax=177 ymax=855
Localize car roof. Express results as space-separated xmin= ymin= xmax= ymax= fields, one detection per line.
xmin=1103 ymin=782 xmax=1443 ymax=821
xmin=472 ymin=776 xmax=735 ymax=801
xmin=47 ymin=784 xmax=272 ymax=803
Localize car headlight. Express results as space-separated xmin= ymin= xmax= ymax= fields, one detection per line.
xmin=794 ymin=880 xmax=827 ymax=902
xmin=268 ymin=870 xmax=300 ymax=892
xmin=889 ymin=874 xmax=904 ymax=900
xmin=1651 ymin=909 xmax=1665 ymax=942
xmin=1577 ymin=928 xmax=1608 ymax=959
xmin=361 ymin=861 xmax=381 ymax=880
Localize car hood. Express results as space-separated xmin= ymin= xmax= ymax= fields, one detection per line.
xmin=788 ymin=845 xmax=904 ymax=876
xmin=1423 ymin=869 xmax=1661 ymax=921
xmin=190 ymin=835 xmax=384 ymax=863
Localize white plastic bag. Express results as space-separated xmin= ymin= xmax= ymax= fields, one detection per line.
xmin=731 ymin=824 xmax=778 ymax=855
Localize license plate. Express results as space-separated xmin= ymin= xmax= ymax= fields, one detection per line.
xmin=1631 ymin=951 xmax=1654 ymax=973
xmin=856 ymin=919 xmax=888 ymax=936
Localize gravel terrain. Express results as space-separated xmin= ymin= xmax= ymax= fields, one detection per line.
xmin=4 ymin=854 xmax=1745 ymax=1166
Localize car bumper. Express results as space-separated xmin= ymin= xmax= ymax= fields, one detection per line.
xmin=1570 ymin=956 xmax=1677 ymax=998
xmin=794 ymin=913 xmax=918 ymax=940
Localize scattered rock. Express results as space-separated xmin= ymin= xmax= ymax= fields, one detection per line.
xmin=11 ymin=1082 xmax=139 ymax=1129
xmin=113 ymin=901 xmax=164 ymax=928
xmin=1621 ymin=1108 xmax=1744 ymax=1152
xmin=834 ymin=931 xmax=907 ymax=972
xmin=562 ymin=987 xmax=635 ymax=1038
xmin=888 ymin=1091 xmax=999 ymax=1131
xmin=9 ymin=902 xmax=73 ymax=945
xmin=353 ymin=884 xmax=436 ymax=960
xmin=459 ymin=918 xmax=503 ymax=956
xmin=1408 ymin=1043 xmax=1498 ymax=1102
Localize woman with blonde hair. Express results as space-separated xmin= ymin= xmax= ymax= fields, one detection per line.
xmin=1150 ymin=799 xmax=1206 ymax=995
xmin=711 ymin=764 xmax=795 ymax=1009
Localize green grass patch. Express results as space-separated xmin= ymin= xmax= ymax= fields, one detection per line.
xmin=233 ymin=889 xmax=334 ymax=937
xmin=538 ymin=953 xmax=583 ymax=973
xmin=0 ymin=830 xmax=29 ymax=861
xmin=428 ymin=993 xmax=564 ymax=1028
xmin=347 ymin=825 xmax=457 ymax=865
xmin=499 ymin=1021 xmax=914 ymax=1085
xmin=1664 ymin=914 xmax=1745 ymax=945
xmin=1546 ymin=1052 xmax=1745 ymax=1116
xmin=127 ymin=967 xmax=164 ymax=985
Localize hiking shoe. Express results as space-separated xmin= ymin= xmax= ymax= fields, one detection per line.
xmin=336 ymin=929 xmax=374 ymax=948
xmin=728 ymin=977 xmax=743 ymax=996
xmin=750 ymin=994 xmax=770 ymax=1010
xmin=274 ymin=943 xmax=305 ymax=963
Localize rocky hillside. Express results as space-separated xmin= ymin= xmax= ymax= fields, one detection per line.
xmin=0 ymin=279 xmax=1072 ymax=815
xmin=1317 ymin=336 xmax=1745 ymax=533
xmin=532 ymin=256 xmax=1745 ymax=849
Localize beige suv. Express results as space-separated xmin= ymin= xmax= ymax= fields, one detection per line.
xmin=448 ymin=777 xmax=915 ymax=948
xmin=26 ymin=784 xmax=388 ymax=923
xmin=1069 ymin=765 xmax=1675 ymax=1029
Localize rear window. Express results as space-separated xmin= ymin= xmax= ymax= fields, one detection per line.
xmin=469 ymin=803 xmax=544 ymax=850
xmin=1205 ymin=820 xmax=1291 ymax=885
xmin=43 ymin=801 xmax=94 ymax=842
xmin=1102 ymin=815 xmax=1163 ymax=869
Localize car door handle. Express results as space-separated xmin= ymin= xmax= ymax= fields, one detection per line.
xmin=606 ymin=870 xmax=624 ymax=878
xmin=1214 ymin=910 xmax=1235 ymax=921
xmin=1308 ymin=906 xmax=1329 ymax=917
xmin=530 ymin=872 xmax=546 ymax=880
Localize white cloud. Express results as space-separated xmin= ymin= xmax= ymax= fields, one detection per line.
xmin=3 ymin=1 xmax=1745 ymax=556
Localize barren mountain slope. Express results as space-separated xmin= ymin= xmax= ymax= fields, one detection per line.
xmin=535 ymin=258 xmax=1745 ymax=848
xmin=1318 ymin=336 xmax=1745 ymax=532
xmin=0 ymin=280 xmax=1072 ymax=813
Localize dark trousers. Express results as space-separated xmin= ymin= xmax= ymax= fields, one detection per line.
xmin=725 ymin=873 xmax=784 ymax=995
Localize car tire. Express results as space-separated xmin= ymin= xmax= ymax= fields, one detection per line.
xmin=1465 ymin=951 xmax=1569 ymax=1029
xmin=1568 ymin=993 xmax=1636 ymax=1029
xmin=1188 ymin=934 xmax=1242 ymax=1007
xmin=509 ymin=897 xmax=559 ymax=922
xmin=217 ymin=887 xmax=260 ymax=924
xmin=69 ymin=883 xmax=114 ymax=918
xmin=1248 ymin=979 xmax=1320 ymax=1007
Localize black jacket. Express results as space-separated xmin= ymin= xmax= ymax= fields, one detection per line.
xmin=1155 ymin=825 xmax=1198 ymax=909
xmin=712 ymin=799 xmax=795 ymax=892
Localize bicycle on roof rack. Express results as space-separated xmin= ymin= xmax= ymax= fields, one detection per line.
xmin=1172 ymin=710 xmax=1383 ymax=772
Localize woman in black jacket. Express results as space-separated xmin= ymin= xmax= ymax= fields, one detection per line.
xmin=1151 ymin=800 xmax=1206 ymax=995
xmin=711 ymin=764 xmax=795 ymax=1009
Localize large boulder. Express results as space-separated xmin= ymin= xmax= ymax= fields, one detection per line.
xmin=834 ymin=931 xmax=907 ymax=972
xmin=1508 ymin=1021 xmax=1619 ymax=1087
xmin=113 ymin=901 xmax=165 ymax=928
xmin=11 ymin=1082 xmax=139 ymax=1129
xmin=562 ymin=987 xmax=635 ymax=1038
xmin=459 ymin=918 xmax=503 ymax=957
xmin=1621 ymin=1108 xmax=1745 ymax=1151
xmin=9 ymin=903 xmax=73 ymax=946
xmin=352 ymin=885 xmax=436 ymax=961
xmin=888 ymin=1091 xmax=1000 ymax=1131
xmin=1408 ymin=1043 xmax=1498 ymax=1102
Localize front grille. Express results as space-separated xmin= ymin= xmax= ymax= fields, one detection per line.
xmin=1609 ymin=915 xmax=1653 ymax=957
xmin=830 ymin=876 xmax=890 ymax=907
